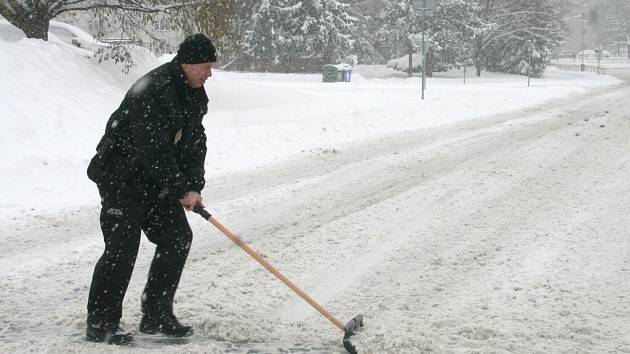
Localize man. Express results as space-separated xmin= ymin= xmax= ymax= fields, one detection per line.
xmin=85 ymin=33 xmax=216 ymax=345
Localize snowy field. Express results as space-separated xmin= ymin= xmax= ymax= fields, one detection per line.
xmin=2 ymin=25 xmax=630 ymax=354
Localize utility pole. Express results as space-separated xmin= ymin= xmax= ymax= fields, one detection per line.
xmin=580 ymin=13 xmax=585 ymax=71
xmin=421 ymin=0 xmax=426 ymax=100
xmin=527 ymin=40 xmax=532 ymax=87
xmin=407 ymin=3 xmax=413 ymax=78
xmin=597 ymin=43 xmax=602 ymax=74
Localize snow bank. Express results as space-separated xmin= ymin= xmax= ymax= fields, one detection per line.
xmin=0 ymin=37 xmax=124 ymax=214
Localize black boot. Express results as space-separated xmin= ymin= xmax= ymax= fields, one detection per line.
xmin=86 ymin=322 xmax=133 ymax=345
xmin=140 ymin=313 xmax=193 ymax=337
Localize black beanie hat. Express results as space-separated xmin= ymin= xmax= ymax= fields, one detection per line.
xmin=176 ymin=33 xmax=217 ymax=64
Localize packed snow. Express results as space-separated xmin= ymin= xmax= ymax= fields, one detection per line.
xmin=1 ymin=23 xmax=629 ymax=354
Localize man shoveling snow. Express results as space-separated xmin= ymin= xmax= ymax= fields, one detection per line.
xmin=84 ymin=33 xmax=216 ymax=345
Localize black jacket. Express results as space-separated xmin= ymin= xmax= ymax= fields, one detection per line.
xmin=87 ymin=59 xmax=208 ymax=199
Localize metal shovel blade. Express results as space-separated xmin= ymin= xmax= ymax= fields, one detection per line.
xmin=342 ymin=314 xmax=364 ymax=354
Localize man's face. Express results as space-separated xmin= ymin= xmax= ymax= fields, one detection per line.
xmin=181 ymin=62 xmax=215 ymax=88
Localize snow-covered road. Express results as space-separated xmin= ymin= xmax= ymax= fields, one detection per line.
xmin=2 ymin=80 xmax=630 ymax=353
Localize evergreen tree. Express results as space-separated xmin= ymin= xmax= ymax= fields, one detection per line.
xmin=234 ymin=0 xmax=358 ymax=72
xmin=373 ymin=0 xmax=419 ymax=62
xmin=373 ymin=0 xmax=486 ymax=75
xmin=235 ymin=0 xmax=297 ymax=71
xmin=346 ymin=0 xmax=386 ymax=63
xmin=296 ymin=0 xmax=358 ymax=67
xmin=473 ymin=0 xmax=569 ymax=77
xmin=428 ymin=0 xmax=489 ymax=74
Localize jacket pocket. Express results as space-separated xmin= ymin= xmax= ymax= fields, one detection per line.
xmin=87 ymin=135 xmax=142 ymax=184
xmin=87 ymin=137 xmax=115 ymax=183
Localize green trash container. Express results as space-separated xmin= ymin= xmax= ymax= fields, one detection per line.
xmin=322 ymin=64 xmax=341 ymax=82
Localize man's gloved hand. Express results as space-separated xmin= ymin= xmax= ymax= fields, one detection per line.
xmin=179 ymin=191 xmax=204 ymax=211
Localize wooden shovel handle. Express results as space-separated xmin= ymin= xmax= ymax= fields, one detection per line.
xmin=194 ymin=209 xmax=345 ymax=332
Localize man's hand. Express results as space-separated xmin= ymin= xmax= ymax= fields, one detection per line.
xmin=179 ymin=191 xmax=204 ymax=211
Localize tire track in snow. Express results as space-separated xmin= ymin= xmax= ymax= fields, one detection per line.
xmin=348 ymin=88 xmax=630 ymax=353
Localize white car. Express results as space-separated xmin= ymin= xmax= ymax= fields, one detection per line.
xmin=48 ymin=20 xmax=110 ymax=53
xmin=0 ymin=19 xmax=109 ymax=54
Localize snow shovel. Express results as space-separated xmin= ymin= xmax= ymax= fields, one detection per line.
xmin=193 ymin=208 xmax=364 ymax=354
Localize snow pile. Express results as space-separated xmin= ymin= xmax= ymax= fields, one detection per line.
xmin=0 ymin=19 xmax=159 ymax=84
xmin=0 ymin=22 xmax=161 ymax=217
xmin=0 ymin=37 xmax=123 ymax=215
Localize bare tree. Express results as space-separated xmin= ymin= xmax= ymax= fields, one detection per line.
xmin=0 ymin=0 xmax=199 ymax=40
xmin=194 ymin=0 xmax=239 ymax=63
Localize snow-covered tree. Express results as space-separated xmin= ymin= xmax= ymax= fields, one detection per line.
xmin=591 ymin=0 xmax=630 ymax=57
xmin=297 ymin=0 xmax=358 ymax=66
xmin=472 ymin=0 xmax=569 ymax=77
xmin=428 ymin=0 xmax=489 ymax=74
xmin=373 ymin=0 xmax=486 ymax=75
xmin=373 ymin=0 xmax=419 ymax=64
xmin=344 ymin=0 xmax=385 ymax=63
xmin=235 ymin=0 xmax=358 ymax=72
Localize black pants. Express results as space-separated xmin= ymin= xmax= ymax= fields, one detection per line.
xmin=87 ymin=183 xmax=193 ymax=326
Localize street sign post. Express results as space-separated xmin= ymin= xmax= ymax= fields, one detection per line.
xmin=412 ymin=0 xmax=438 ymax=100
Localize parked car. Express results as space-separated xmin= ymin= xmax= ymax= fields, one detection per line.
xmin=557 ymin=51 xmax=576 ymax=60
xmin=433 ymin=62 xmax=452 ymax=72
xmin=48 ymin=20 xmax=109 ymax=53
